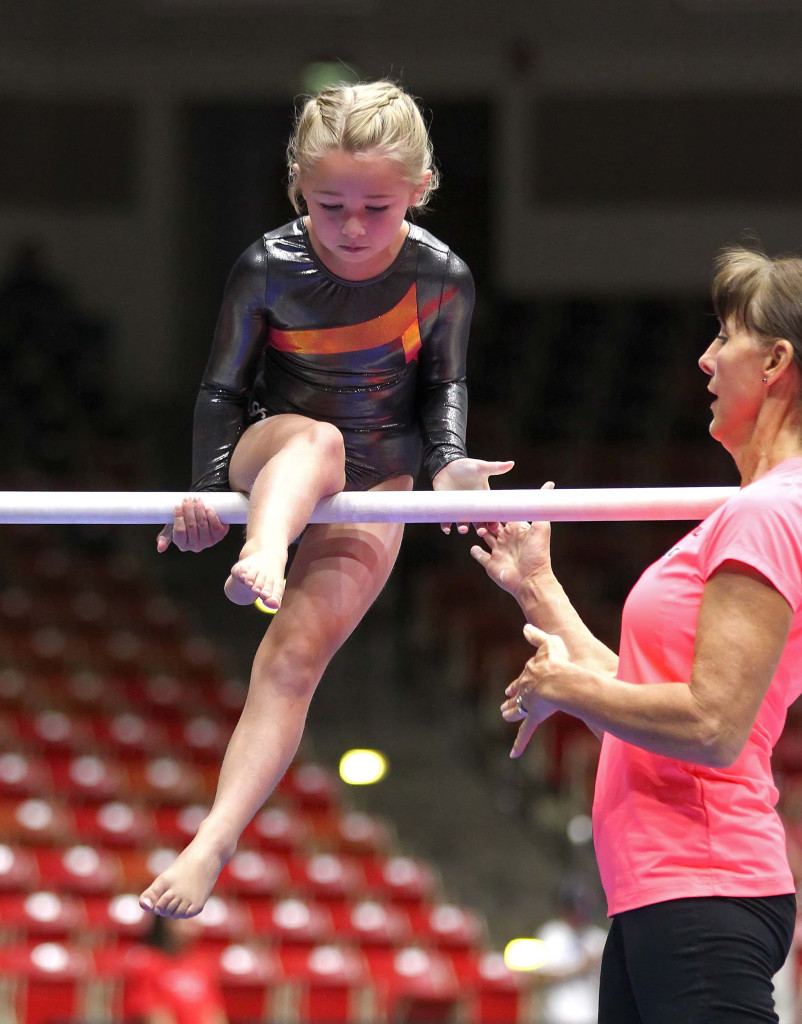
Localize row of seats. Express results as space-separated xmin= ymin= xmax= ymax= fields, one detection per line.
xmin=0 ymin=842 xmax=440 ymax=905
xmin=0 ymin=666 xmax=245 ymax=718
xmin=0 ymin=750 xmax=359 ymax=808
xmin=1 ymin=540 xmax=164 ymax=600
xmin=0 ymin=636 xmax=226 ymax=686
xmin=0 ymin=547 xmax=230 ymax=681
xmin=0 ymin=889 xmax=482 ymax=953
xmin=1 ymin=752 xmax=219 ymax=805
xmin=0 ymin=795 xmax=394 ymax=855
xmin=2 ymin=713 xmax=233 ymax=761
xmin=0 ymin=758 xmax=347 ymax=809
xmin=0 ymin=530 xmax=532 ymax=1022
xmin=0 ymin=583 xmax=188 ymax=634
xmin=0 ymin=938 xmax=528 ymax=1024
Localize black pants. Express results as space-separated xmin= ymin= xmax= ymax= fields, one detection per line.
xmin=599 ymin=895 xmax=796 ymax=1024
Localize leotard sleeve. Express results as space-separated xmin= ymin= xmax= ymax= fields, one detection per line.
xmin=191 ymin=240 xmax=268 ymax=490
xmin=417 ymin=248 xmax=473 ymax=480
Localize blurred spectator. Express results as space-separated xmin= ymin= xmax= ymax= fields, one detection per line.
xmin=0 ymin=238 xmax=128 ymax=486
xmin=533 ymin=877 xmax=608 ymax=1024
xmin=0 ymin=240 xmax=71 ymax=336
xmin=125 ymin=914 xmax=229 ymax=1024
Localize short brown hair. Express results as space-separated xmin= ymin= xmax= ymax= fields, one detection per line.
xmin=712 ymin=246 xmax=802 ymax=363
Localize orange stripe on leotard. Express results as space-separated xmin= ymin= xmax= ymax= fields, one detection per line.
xmin=269 ymin=284 xmax=421 ymax=363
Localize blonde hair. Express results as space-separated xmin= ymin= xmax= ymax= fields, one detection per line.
xmin=712 ymin=245 xmax=802 ymax=364
xmin=287 ymin=80 xmax=439 ymax=214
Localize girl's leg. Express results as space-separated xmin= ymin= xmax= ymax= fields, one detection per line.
xmin=223 ymin=414 xmax=347 ymax=608
xmin=139 ymin=475 xmax=413 ymax=918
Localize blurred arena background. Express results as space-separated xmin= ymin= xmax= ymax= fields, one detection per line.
xmin=2 ymin=2 xmax=802 ymax=1020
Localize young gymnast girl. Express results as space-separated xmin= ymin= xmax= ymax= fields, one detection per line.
xmin=141 ymin=80 xmax=512 ymax=917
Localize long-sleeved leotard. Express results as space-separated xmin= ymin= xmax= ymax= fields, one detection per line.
xmin=191 ymin=218 xmax=473 ymax=492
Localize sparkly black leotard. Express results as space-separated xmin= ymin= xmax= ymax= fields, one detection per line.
xmin=191 ymin=218 xmax=472 ymax=492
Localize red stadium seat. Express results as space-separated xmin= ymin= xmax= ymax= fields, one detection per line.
xmin=84 ymin=893 xmax=151 ymax=945
xmin=0 ymin=941 xmax=95 ymax=1024
xmin=125 ymin=756 xmax=206 ymax=805
xmin=330 ymin=898 xmax=411 ymax=950
xmin=123 ymin=673 xmax=210 ymax=719
xmin=284 ymin=944 xmax=372 ymax=1024
xmin=287 ymin=851 xmax=367 ymax=905
xmin=218 ymin=849 xmax=291 ymax=899
xmin=310 ymin=809 xmax=396 ymax=861
xmin=0 ymin=751 xmax=52 ymax=799
xmin=46 ymin=753 xmax=128 ymax=803
xmin=34 ymin=845 xmax=122 ymax=895
xmin=15 ymin=710 xmax=94 ymax=753
xmin=370 ymin=946 xmax=462 ymax=1024
xmin=136 ymin=594 xmax=186 ymax=636
xmin=166 ymin=715 xmax=232 ymax=762
xmin=363 ymin=855 xmax=441 ymax=907
xmin=461 ymin=951 xmax=530 ymax=1024
xmin=0 ymin=666 xmax=35 ymax=711
xmin=407 ymin=903 xmax=487 ymax=976
xmin=89 ymin=551 xmax=151 ymax=599
xmin=0 ymin=891 xmax=86 ymax=942
xmin=91 ymin=711 xmax=170 ymax=759
xmin=0 ymin=798 xmax=75 ymax=847
xmin=217 ymin=944 xmax=283 ymax=1023
xmin=14 ymin=626 xmax=94 ymax=674
xmin=72 ymin=800 xmax=156 ymax=849
xmin=277 ymin=762 xmax=339 ymax=811
xmin=65 ymin=588 xmax=113 ymax=635
xmin=0 ymin=844 xmax=39 ymax=892
xmin=117 ymin=846 xmax=180 ymax=891
xmin=97 ymin=630 xmax=152 ymax=676
xmin=243 ymin=805 xmax=311 ymax=852
xmin=250 ymin=897 xmax=335 ymax=968
xmin=60 ymin=668 xmax=129 ymax=713
xmin=152 ymin=804 xmax=209 ymax=845
xmin=169 ymin=635 xmax=224 ymax=681
xmin=190 ymin=896 xmax=253 ymax=950
xmin=207 ymin=677 xmax=247 ymax=720
xmin=0 ymin=586 xmax=36 ymax=630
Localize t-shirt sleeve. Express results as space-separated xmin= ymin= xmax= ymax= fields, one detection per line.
xmin=699 ymin=485 xmax=802 ymax=613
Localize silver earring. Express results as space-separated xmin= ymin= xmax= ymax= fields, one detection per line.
xmin=763 ymin=377 xmax=768 ymax=383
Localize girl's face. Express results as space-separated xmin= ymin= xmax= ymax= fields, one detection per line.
xmin=299 ymin=149 xmax=428 ymax=281
xmin=698 ymin=316 xmax=769 ymax=452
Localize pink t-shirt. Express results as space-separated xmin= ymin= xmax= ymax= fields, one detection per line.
xmin=594 ymin=458 xmax=802 ymax=917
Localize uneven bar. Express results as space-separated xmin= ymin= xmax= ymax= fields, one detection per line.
xmin=0 ymin=488 xmax=738 ymax=526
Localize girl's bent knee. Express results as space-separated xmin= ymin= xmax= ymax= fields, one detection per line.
xmin=301 ymin=420 xmax=345 ymax=462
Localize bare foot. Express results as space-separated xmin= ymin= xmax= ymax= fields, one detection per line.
xmin=223 ymin=541 xmax=287 ymax=609
xmin=139 ymin=837 xmax=232 ymax=918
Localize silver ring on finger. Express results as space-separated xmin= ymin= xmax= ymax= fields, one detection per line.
xmin=515 ymin=694 xmax=527 ymax=717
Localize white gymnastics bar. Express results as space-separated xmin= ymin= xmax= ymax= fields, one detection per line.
xmin=0 ymin=488 xmax=738 ymax=526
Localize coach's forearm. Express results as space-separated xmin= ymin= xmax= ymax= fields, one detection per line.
xmin=516 ymin=571 xmax=619 ymax=676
